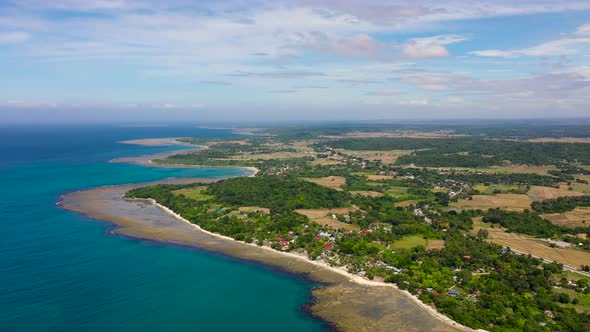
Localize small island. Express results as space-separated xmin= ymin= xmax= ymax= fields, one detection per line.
xmin=122 ymin=124 xmax=590 ymax=332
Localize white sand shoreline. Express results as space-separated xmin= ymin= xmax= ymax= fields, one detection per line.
xmin=144 ymin=198 xmax=483 ymax=332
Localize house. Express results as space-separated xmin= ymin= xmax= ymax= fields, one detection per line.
xmin=322 ymin=243 xmax=334 ymax=249
xmin=449 ymin=290 xmax=460 ymax=296
xmin=463 ymin=255 xmax=472 ymax=260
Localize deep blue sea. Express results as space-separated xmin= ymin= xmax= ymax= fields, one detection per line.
xmin=0 ymin=124 xmax=324 ymax=331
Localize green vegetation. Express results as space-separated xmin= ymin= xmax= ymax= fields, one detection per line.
xmin=133 ymin=123 xmax=590 ymax=331
xmin=171 ymin=186 xmax=213 ymax=201
xmin=532 ymin=196 xmax=590 ymax=214
xmin=324 ymin=137 xmax=590 ymax=166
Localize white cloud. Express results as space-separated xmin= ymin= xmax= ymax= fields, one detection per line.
xmin=0 ymin=31 xmax=30 ymax=44
xmin=401 ymin=34 xmax=468 ymax=58
xmin=399 ymin=98 xmax=429 ymax=105
xmin=471 ymin=21 xmax=590 ymax=57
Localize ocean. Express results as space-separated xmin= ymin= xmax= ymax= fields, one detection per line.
xmin=0 ymin=124 xmax=325 ymax=331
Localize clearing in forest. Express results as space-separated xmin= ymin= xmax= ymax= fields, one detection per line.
xmin=541 ymin=207 xmax=590 ymax=228
xmin=296 ymin=207 xmax=359 ymax=231
xmin=335 ymin=149 xmax=412 ymax=164
xmin=171 ymin=186 xmax=214 ymax=201
xmin=303 ymin=176 xmax=346 ymax=191
xmin=350 ymin=191 xmax=383 ymax=197
xmin=527 ymin=185 xmax=585 ymax=201
xmin=451 ymin=194 xmax=532 ymax=212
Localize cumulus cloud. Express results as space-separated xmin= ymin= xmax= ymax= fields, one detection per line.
xmin=401 ymin=35 xmax=468 ymax=58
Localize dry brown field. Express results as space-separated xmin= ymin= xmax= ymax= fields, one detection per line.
xmin=426 ymin=240 xmax=446 ymax=251
xmin=451 ymin=194 xmax=532 ymax=211
xmin=402 ymin=165 xmax=558 ymax=175
xmin=541 ymin=207 xmax=590 ymax=228
xmin=296 ymin=207 xmax=360 ymax=231
xmin=303 ymin=176 xmax=347 ymax=191
xmin=350 ymin=191 xmax=384 ymax=197
xmin=472 ymin=220 xmax=590 ymax=268
xmin=527 ymin=185 xmax=585 ymax=201
xmin=527 ymin=137 xmax=590 ymax=143
xmin=366 ymin=175 xmax=393 ymax=181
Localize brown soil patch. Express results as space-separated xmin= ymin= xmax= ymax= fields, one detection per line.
xmin=451 ymin=194 xmax=532 ymax=212
xmin=367 ymin=175 xmax=393 ymax=181
xmin=527 ymin=186 xmax=585 ymax=201
xmin=541 ymin=207 xmax=590 ymax=228
xmin=426 ymin=240 xmax=446 ymax=251
xmin=303 ymin=176 xmax=347 ymax=191
xmin=296 ymin=207 xmax=360 ymax=231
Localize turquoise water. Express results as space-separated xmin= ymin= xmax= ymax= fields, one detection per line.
xmin=0 ymin=125 xmax=325 ymax=331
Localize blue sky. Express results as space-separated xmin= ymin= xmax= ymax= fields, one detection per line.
xmin=1 ymin=0 xmax=590 ymax=122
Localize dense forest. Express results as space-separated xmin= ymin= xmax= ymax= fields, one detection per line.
xmin=324 ymin=137 xmax=590 ymax=166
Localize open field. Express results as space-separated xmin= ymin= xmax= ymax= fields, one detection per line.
xmin=296 ymin=207 xmax=360 ymax=231
xmin=541 ymin=207 xmax=590 ymax=228
xmin=171 ymin=186 xmax=213 ymax=201
xmin=527 ymin=185 xmax=585 ymax=201
xmin=472 ymin=220 xmax=590 ymax=269
xmin=350 ymin=191 xmax=384 ymax=197
xmin=451 ymin=194 xmax=532 ymax=212
xmin=391 ymin=235 xmax=428 ymax=249
xmin=426 ymin=240 xmax=446 ymax=251
xmin=238 ymin=206 xmax=271 ymax=214
xmin=335 ymin=149 xmax=412 ymax=164
xmin=409 ymin=165 xmax=558 ymax=175
xmin=554 ymin=288 xmax=590 ymax=314
xmin=303 ymin=176 xmax=346 ymax=191
xmin=473 ymin=184 xmax=527 ymax=194
xmin=367 ymin=175 xmax=394 ymax=181
xmin=527 ymin=137 xmax=590 ymax=143
xmin=310 ymin=157 xmax=346 ymax=166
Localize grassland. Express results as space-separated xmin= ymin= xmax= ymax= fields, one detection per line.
xmin=390 ymin=235 xmax=428 ymax=249
xmin=171 ymin=186 xmax=214 ymax=201
xmin=350 ymin=191 xmax=384 ymax=197
xmin=303 ymin=176 xmax=346 ymax=191
xmin=541 ymin=207 xmax=590 ymax=228
xmin=473 ymin=184 xmax=527 ymax=194
xmin=527 ymin=185 xmax=586 ymax=201
xmin=295 ymin=207 xmax=359 ymax=231
xmin=472 ymin=220 xmax=590 ymax=268
xmin=451 ymin=194 xmax=532 ymax=212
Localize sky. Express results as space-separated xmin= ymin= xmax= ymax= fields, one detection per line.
xmin=1 ymin=0 xmax=590 ymax=123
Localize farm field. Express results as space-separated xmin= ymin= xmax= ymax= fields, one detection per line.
xmin=527 ymin=185 xmax=585 ymax=201
xmin=541 ymin=207 xmax=590 ymax=228
xmin=474 ymin=184 xmax=527 ymax=194
xmin=295 ymin=207 xmax=360 ymax=231
xmin=408 ymin=165 xmax=558 ymax=175
xmin=303 ymin=176 xmax=346 ymax=191
xmin=473 ymin=220 xmax=590 ymax=269
xmin=390 ymin=235 xmax=428 ymax=249
xmin=451 ymin=194 xmax=532 ymax=211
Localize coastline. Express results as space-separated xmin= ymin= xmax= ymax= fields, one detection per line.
xmin=60 ymin=138 xmax=472 ymax=331
xmin=146 ymin=198 xmax=480 ymax=332
xmin=112 ymin=138 xmax=259 ymax=177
